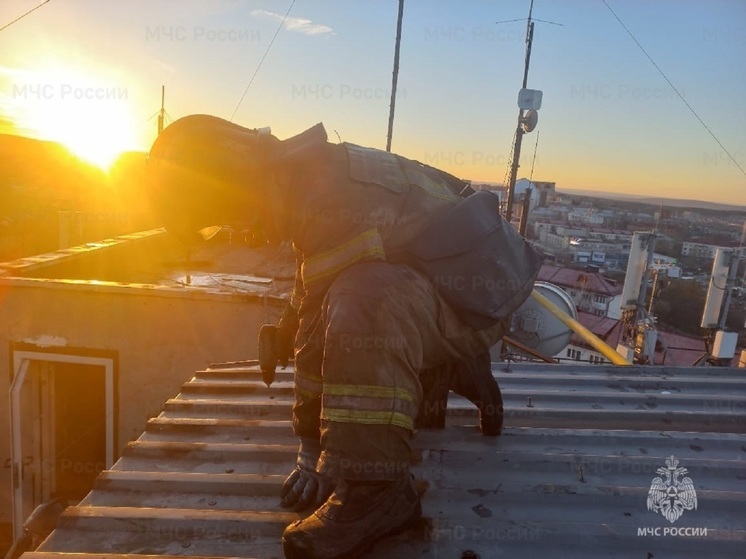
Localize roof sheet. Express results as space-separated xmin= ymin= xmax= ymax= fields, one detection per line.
xmin=29 ymin=362 xmax=746 ymax=559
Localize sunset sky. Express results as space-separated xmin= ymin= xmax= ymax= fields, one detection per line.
xmin=1 ymin=0 xmax=744 ymax=205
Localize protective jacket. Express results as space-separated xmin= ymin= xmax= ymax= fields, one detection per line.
xmin=275 ymin=123 xmax=468 ymax=305
xmin=273 ymin=124 xmax=508 ymax=478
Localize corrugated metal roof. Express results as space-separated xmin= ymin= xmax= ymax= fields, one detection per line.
xmin=26 ymin=362 xmax=746 ymax=559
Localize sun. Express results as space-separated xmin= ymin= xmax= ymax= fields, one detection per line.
xmin=5 ymin=65 xmax=145 ymax=170
xmin=49 ymin=110 xmax=140 ymax=170
xmin=24 ymin=92 xmax=141 ymax=170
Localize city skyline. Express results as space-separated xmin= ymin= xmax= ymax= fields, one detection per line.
xmin=0 ymin=0 xmax=744 ymax=205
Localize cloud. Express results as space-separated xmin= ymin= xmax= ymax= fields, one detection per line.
xmin=250 ymin=9 xmax=335 ymax=36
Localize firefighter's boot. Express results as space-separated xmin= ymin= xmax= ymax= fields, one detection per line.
xmin=282 ymin=474 xmax=421 ymax=559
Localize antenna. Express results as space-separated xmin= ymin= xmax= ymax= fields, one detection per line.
xmin=502 ymin=0 xmax=556 ymax=224
xmin=149 ymin=86 xmax=172 ymax=137
xmin=386 ymin=0 xmax=405 ymax=152
xmin=701 ymin=248 xmax=730 ymax=329
xmin=701 ymin=247 xmax=745 ymax=365
xmin=617 ymin=231 xmax=659 ymax=364
xmin=521 ymin=110 xmax=539 ymax=133
xmin=158 ymin=85 xmax=165 ymax=135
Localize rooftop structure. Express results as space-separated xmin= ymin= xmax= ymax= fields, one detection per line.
xmin=22 ymin=361 xmax=746 ymax=558
xmin=0 ymin=229 xmax=293 ymax=542
xmin=558 ymin=311 xmax=708 ymax=367
xmin=538 ymin=265 xmax=623 ymax=318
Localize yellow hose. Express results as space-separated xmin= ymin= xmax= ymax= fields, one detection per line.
xmin=530 ymin=289 xmax=631 ymax=366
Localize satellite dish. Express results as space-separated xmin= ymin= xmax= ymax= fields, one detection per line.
xmin=521 ymin=110 xmax=538 ymax=133
xmin=508 ymin=282 xmax=577 ymax=358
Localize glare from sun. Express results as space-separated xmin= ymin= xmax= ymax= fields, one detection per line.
xmin=6 ymin=66 xmax=144 ymax=170
xmin=52 ymin=110 xmax=139 ymax=170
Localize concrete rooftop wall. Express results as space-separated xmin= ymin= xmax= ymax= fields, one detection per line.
xmin=0 ymin=231 xmax=287 ymax=525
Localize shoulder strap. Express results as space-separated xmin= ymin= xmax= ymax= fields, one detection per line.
xmin=344 ymin=143 xmax=407 ymax=194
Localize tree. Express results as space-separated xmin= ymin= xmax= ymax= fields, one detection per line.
xmin=651 ymin=279 xmax=707 ymax=336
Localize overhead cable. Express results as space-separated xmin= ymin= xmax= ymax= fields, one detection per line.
xmin=0 ymin=0 xmax=52 ymax=34
xmin=230 ymin=0 xmax=297 ymax=121
xmin=602 ymin=0 xmax=745 ymax=177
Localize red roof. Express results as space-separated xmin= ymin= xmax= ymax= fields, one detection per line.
xmin=655 ymin=330 xmax=707 ymax=366
xmin=538 ymin=265 xmax=623 ymax=296
xmin=569 ymin=312 xmax=707 ymax=367
xmin=571 ymin=311 xmax=622 ymax=347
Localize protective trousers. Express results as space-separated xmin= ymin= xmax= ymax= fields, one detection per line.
xmin=293 ymin=261 xmax=506 ymax=481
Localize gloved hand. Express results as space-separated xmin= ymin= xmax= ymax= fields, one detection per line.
xmin=417 ymin=351 xmax=504 ymax=436
xmin=280 ymin=437 xmax=335 ymax=511
xmin=257 ymin=304 xmax=298 ymax=386
xmin=276 ymin=303 xmax=298 ymax=367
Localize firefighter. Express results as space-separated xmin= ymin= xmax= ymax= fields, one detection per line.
xmin=147 ymin=114 xmax=534 ymax=559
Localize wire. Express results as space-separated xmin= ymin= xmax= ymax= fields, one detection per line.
xmin=495 ymin=18 xmax=527 ymax=25
xmin=528 ymin=130 xmax=540 ymax=181
xmin=495 ymin=18 xmax=563 ymax=27
xmin=0 ymin=0 xmax=52 ymax=34
xmin=502 ymin=129 xmax=517 ymax=190
xmin=709 ymin=277 xmax=729 ymax=291
xmin=230 ymin=0 xmax=297 ymax=121
xmin=601 ymin=0 xmax=746 ymax=177
xmin=532 ymin=18 xmax=564 ymax=27
xmin=499 ymin=129 xmax=517 ymax=214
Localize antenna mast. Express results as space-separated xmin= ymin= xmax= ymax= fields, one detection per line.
xmin=505 ymin=0 xmax=536 ymax=223
xmin=386 ymin=0 xmax=405 ymax=152
xmin=158 ymin=85 xmax=166 ymax=135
